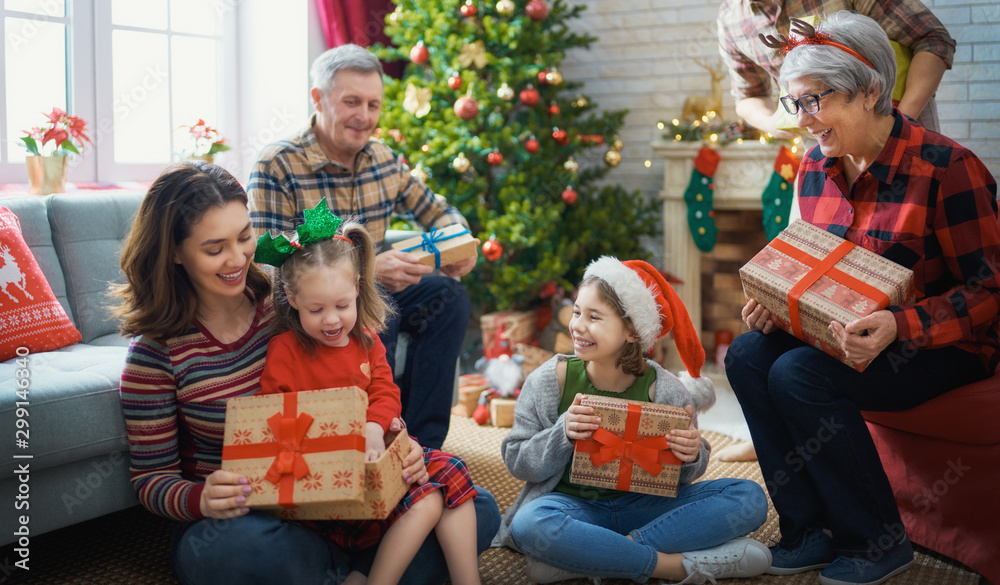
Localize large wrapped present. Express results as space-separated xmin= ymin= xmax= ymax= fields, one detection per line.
xmin=481 ymin=310 xmax=537 ymax=358
xmin=391 ymin=224 xmax=479 ymax=269
xmin=739 ymin=220 xmax=914 ymax=371
xmin=323 ymin=429 xmax=411 ymax=520
xmin=222 ymin=387 xmax=367 ymax=519
xmin=452 ymin=373 xmax=489 ymax=417
xmin=570 ymin=396 xmax=689 ymax=498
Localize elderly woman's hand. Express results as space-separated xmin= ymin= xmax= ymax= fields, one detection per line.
xmin=742 ymin=299 xmax=776 ymax=334
xmin=829 ymin=310 xmax=898 ymax=365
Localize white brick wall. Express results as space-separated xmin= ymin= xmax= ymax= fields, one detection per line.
xmin=559 ymin=0 xmax=1000 ymax=206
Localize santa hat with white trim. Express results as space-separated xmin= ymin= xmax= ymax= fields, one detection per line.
xmin=583 ymin=256 xmax=716 ymax=411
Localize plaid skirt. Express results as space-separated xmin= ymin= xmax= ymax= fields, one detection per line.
xmin=302 ymin=444 xmax=476 ymax=552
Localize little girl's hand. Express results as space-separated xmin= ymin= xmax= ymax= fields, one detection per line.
xmin=364 ymin=422 xmax=386 ymax=462
xmin=565 ymin=393 xmax=601 ymax=441
xmin=667 ymin=405 xmax=702 ymax=463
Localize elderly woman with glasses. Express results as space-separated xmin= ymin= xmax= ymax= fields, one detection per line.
xmin=724 ymin=11 xmax=1000 ymax=585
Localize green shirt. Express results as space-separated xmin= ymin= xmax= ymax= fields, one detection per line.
xmin=554 ymin=358 xmax=656 ymax=500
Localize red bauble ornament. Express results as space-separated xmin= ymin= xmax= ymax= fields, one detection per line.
xmin=448 ymin=75 xmax=463 ymax=90
xmin=547 ymin=102 xmax=560 ymax=116
xmin=487 ymin=150 xmax=504 ymax=166
xmin=454 ymin=96 xmax=480 ymax=120
xmin=519 ymin=86 xmax=540 ymax=106
xmin=561 ymin=187 xmax=578 ymax=205
xmin=524 ymin=138 xmax=540 ymax=153
xmin=525 ymin=0 xmax=549 ymax=21
xmin=410 ymin=41 xmax=429 ymax=65
xmin=552 ymin=128 xmax=568 ymax=145
xmin=537 ymin=71 xmax=549 ymax=85
xmin=540 ymin=281 xmax=558 ymax=298
xmin=482 ymin=238 xmax=503 ymax=261
xmin=460 ymin=0 xmax=477 ymax=17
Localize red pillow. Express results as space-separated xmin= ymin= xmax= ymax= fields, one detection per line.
xmin=0 ymin=207 xmax=81 ymax=361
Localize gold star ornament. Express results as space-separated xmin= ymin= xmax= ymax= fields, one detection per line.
xmin=403 ymin=83 xmax=432 ymax=118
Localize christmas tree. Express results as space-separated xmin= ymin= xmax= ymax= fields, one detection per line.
xmin=375 ymin=0 xmax=659 ymax=311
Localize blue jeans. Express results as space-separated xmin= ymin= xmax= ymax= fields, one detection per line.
xmin=508 ymin=479 xmax=767 ymax=583
xmin=724 ymin=330 xmax=990 ymax=556
xmin=171 ymin=486 xmax=500 ymax=585
xmin=380 ymin=276 xmax=470 ymax=450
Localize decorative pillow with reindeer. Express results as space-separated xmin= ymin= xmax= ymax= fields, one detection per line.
xmin=0 ymin=207 xmax=81 ymax=361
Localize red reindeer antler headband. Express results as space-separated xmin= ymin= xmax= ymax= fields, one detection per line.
xmin=758 ymin=18 xmax=875 ymax=70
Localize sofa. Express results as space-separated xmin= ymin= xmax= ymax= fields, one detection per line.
xmin=862 ymin=364 xmax=1000 ymax=584
xmin=0 ymin=190 xmax=145 ymax=546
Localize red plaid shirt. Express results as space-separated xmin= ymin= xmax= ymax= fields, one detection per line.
xmin=717 ymin=0 xmax=955 ymax=101
xmin=798 ymin=112 xmax=1000 ymax=372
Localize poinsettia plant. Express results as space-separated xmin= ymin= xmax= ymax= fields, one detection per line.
xmin=21 ymin=107 xmax=92 ymax=157
xmin=179 ymin=119 xmax=231 ymax=158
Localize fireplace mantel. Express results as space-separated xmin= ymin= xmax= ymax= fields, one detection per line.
xmin=652 ymin=140 xmax=782 ymax=349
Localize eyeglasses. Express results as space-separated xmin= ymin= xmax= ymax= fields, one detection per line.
xmin=780 ymin=88 xmax=836 ymax=115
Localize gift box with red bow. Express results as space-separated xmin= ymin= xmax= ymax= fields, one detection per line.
xmin=480 ymin=310 xmax=537 ymax=359
xmin=570 ymin=395 xmax=690 ymax=498
xmin=739 ymin=220 xmax=914 ymax=371
xmin=221 ymin=387 xmax=368 ymax=519
xmin=391 ymin=224 xmax=479 ymax=269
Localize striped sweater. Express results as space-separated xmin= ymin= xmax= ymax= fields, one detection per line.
xmin=119 ymin=298 xmax=273 ymax=521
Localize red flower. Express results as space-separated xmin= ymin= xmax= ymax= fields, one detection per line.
xmin=20 ymin=107 xmax=91 ymax=156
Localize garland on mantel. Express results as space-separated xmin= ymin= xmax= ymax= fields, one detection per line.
xmin=662 ymin=117 xmax=802 ymax=248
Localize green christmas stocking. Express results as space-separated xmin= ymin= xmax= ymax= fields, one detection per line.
xmin=684 ymin=146 xmax=721 ymax=252
xmin=761 ymin=145 xmax=801 ymax=240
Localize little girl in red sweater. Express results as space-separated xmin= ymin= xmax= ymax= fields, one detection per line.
xmin=255 ymin=199 xmax=480 ymax=585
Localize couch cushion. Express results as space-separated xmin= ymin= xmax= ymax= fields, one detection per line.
xmin=48 ymin=191 xmax=145 ymax=343
xmin=0 ymin=207 xmax=82 ymax=360
xmin=0 ymin=344 xmax=129 ymax=477
xmin=862 ymin=366 xmax=1000 ymax=444
xmin=0 ymin=195 xmax=73 ymax=320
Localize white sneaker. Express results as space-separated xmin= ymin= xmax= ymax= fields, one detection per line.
xmin=678 ymin=537 xmax=773 ymax=584
xmin=524 ymin=558 xmax=601 ymax=584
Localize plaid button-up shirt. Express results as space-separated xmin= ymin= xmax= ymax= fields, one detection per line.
xmin=798 ymin=112 xmax=1000 ymax=371
xmin=717 ymin=0 xmax=956 ymax=101
xmin=248 ymin=115 xmax=467 ymax=251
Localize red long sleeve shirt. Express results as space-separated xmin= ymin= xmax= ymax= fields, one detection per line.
xmin=258 ymin=331 xmax=402 ymax=432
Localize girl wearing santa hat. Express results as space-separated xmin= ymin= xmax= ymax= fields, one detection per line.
xmin=492 ymin=257 xmax=771 ymax=584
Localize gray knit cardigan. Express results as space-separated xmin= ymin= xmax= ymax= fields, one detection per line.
xmin=491 ymin=355 xmax=713 ymax=549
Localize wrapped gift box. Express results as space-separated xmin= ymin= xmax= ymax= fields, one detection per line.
xmin=391 ymin=224 xmax=479 ymax=269
xmin=570 ymin=396 xmax=689 ymax=498
xmin=222 ymin=387 xmax=367 ymax=519
xmin=739 ymin=220 xmax=914 ymax=371
xmin=481 ymin=310 xmax=537 ymax=358
xmin=452 ymin=374 xmax=489 ymax=417
xmin=322 ymin=429 xmax=411 ymax=520
xmin=515 ymin=343 xmax=555 ymax=378
xmin=489 ymin=397 xmax=517 ymax=427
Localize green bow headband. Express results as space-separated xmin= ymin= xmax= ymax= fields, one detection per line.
xmin=255 ymin=198 xmax=347 ymax=267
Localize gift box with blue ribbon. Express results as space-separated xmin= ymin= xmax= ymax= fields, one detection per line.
xmin=391 ymin=224 xmax=479 ymax=269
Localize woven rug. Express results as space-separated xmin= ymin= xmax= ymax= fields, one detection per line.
xmin=1 ymin=415 xmax=981 ymax=584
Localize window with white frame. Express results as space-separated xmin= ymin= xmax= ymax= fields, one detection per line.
xmin=0 ymin=0 xmax=237 ymax=184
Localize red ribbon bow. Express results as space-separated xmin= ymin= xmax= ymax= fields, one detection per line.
xmin=263 ymin=411 xmax=314 ymax=484
xmin=588 ymin=428 xmax=671 ymax=477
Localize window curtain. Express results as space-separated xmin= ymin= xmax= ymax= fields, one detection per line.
xmin=315 ymin=0 xmax=402 ymax=76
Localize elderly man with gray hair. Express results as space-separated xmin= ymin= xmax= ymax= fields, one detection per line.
xmin=249 ymin=44 xmax=477 ymax=452
xmin=248 ymin=44 xmax=497 ymax=585
xmin=725 ymin=11 xmax=1000 ymax=585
